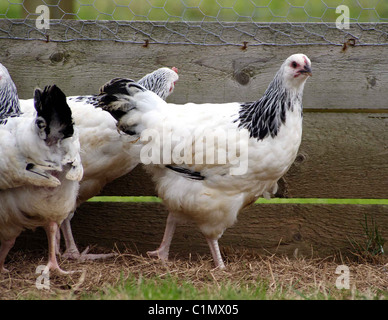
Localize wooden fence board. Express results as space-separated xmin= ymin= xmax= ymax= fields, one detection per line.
xmin=2 ymin=22 xmax=388 ymax=258
xmin=0 ymin=26 xmax=388 ymax=109
xmin=15 ymin=202 xmax=388 ymax=260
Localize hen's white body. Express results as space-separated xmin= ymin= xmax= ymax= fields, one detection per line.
xmin=0 ymin=85 xmax=82 ymax=273
xmin=20 ymin=96 xmax=140 ymax=202
xmin=101 ymin=54 xmax=311 ymax=268
xmin=0 ymin=165 xmax=79 ymax=240
xmin=19 ymin=67 xmax=178 ymax=259
xmin=66 ymin=97 xmax=141 ymax=205
xmin=18 ymin=96 xmax=142 ymax=260
xmin=146 ymin=101 xmax=302 ymax=239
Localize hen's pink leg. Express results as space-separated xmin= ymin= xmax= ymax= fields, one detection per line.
xmin=206 ymin=238 xmax=225 ymax=269
xmin=44 ymin=221 xmax=71 ymax=274
xmin=60 ymin=216 xmax=116 ymax=261
xmin=0 ymin=238 xmax=16 ymax=273
xmin=55 ymin=226 xmax=61 ymax=256
xmin=147 ymin=213 xmax=176 ymax=261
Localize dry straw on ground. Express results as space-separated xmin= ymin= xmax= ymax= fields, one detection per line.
xmin=1 ymin=246 xmax=387 ymax=300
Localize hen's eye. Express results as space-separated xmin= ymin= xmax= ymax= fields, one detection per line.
xmin=291 ymin=61 xmax=298 ymax=68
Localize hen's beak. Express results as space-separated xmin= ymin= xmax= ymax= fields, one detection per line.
xmin=300 ymin=65 xmax=312 ymax=77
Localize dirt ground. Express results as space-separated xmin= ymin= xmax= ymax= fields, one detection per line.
xmin=1 ymin=246 xmax=387 ymax=300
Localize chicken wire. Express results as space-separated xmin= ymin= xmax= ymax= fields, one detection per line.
xmin=0 ymin=0 xmax=388 ymax=46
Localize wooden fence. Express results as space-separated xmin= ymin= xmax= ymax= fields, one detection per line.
xmin=3 ymin=21 xmax=387 ymax=260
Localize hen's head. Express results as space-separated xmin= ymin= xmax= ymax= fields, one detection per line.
xmin=137 ymin=67 xmax=179 ymax=100
xmin=281 ymin=54 xmax=312 ymax=90
xmin=34 ymin=85 xmax=74 ymax=146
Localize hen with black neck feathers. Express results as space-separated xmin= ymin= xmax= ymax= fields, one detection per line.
xmin=100 ymin=54 xmax=311 ymax=269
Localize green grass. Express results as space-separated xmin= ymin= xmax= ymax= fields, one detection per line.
xmin=81 ymin=274 xmax=310 ymax=300
xmin=10 ymin=253 xmax=388 ymax=301
xmin=349 ymin=214 xmax=386 ymax=259
xmin=80 ymin=274 xmax=387 ymax=300
xmin=85 ymin=275 xmax=228 ymax=300
xmin=88 ymin=196 xmax=388 ymax=205
xmin=1 ymin=0 xmax=387 ymax=22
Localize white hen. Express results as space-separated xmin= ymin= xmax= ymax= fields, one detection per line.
xmin=0 ymin=84 xmax=83 ymax=273
xmin=0 ymin=64 xmax=61 ymax=189
xmin=99 ymin=54 xmax=312 ymax=269
xmin=19 ymin=67 xmax=179 ymax=260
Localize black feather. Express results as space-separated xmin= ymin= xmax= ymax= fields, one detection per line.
xmin=237 ymin=69 xmax=301 ymax=141
xmin=34 ymin=85 xmax=74 ymax=145
xmin=96 ymin=78 xmax=146 ymax=125
xmin=165 ymin=165 xmax=205 ymax=181
xmin=98 ymin=78 xmax=145 ymax=95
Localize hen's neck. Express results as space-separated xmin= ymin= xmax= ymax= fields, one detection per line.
xmin=237 ymin=72 xmax=303 ymax=141
xmin=0 ymin=83 xmax=21 ymax=124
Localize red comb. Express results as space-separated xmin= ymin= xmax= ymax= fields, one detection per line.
xmin=172 ymin=67 xmax=178 ymax=74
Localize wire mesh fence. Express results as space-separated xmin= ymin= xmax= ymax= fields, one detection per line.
xmin=0 ymin=0 xmax=388 ymax=46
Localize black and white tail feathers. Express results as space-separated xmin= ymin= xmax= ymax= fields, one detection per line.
xmin=99 ymin=78 xmax=145 ymax=97
xmin=97 ymin=78 xmax=146 ymax=135
xmin=34 ymin=85 xmax=75 ymax=146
